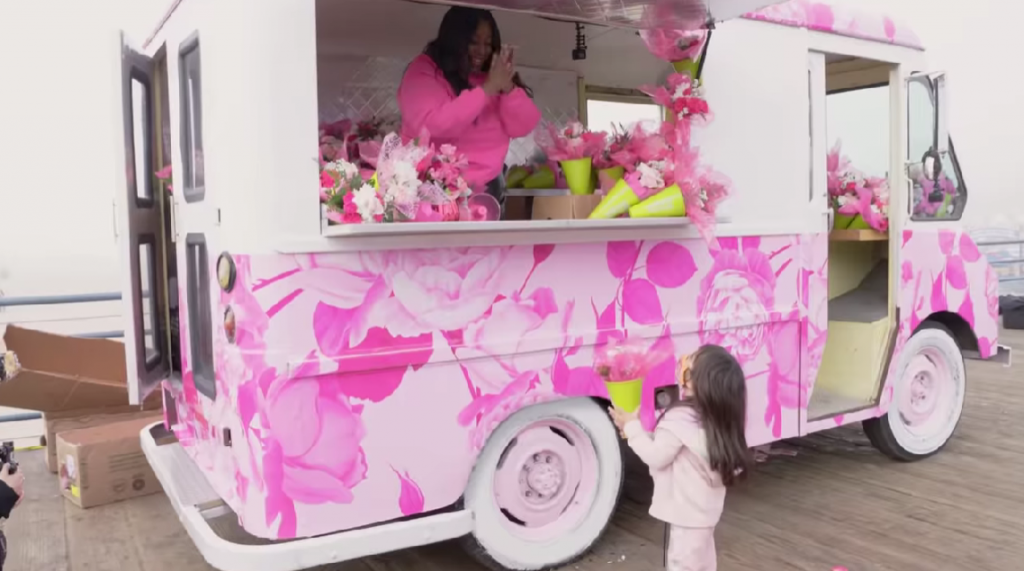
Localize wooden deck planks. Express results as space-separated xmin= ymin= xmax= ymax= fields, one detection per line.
xmin=3 ymin=328 xmax=1022 ymax=571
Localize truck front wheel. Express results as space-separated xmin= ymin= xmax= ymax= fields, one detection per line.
xmin=461 ymin=398 xmax=624 ymax=570
xmin=864 ymin=322 xmax=967 ymax=461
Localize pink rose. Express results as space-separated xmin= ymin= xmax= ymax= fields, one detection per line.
xmin=697 ymin=249 xmax=775 ymax=363
xmin=320 ymin=170 xmax=335 ymax=189
xmin=262 ymin=375 xmax=368 ymax=505
xmin=371 ymin=247 xmax=529 ymax=336
xmin=455 ymin=288 xmax=570 ymax=394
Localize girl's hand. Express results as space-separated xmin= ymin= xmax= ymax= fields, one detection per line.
xmin=483 ymin=52 xmax=513 ymax=96
xmin=608 ymin=407 xmax=639 ymax=437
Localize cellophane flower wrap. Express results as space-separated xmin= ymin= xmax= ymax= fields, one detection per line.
xmin=319 ymin=118 xmax=351 ymax=164
xmin=595 ymin=124 xmax=632 ymax=170
xmin=611 ymin=123 xmax=674 ymax=199
xmin=367 ymin=131 xmax=473 ymax=223
xmin=594 ymin=338 xmax=672 ymax=383
xmin=535 ymin=121 xmax=608 ymax=162
xmin=827 ymin=140 xmax=891 ymax=232
xmin=639 ymin=28 xmax=707 ymax=63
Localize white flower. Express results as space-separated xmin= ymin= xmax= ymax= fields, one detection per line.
xmin=636 ymin=161 xmax=666 ymax=190
xmin=328 ymin=159 xmax=359 ymax=181
xmin=353 ymin=184 xmax=383 ymax=222
xmin=386 ymin=161 xmax=421 ymax=208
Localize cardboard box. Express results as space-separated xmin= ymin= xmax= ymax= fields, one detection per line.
xmin=0 ymin=325 xmax=161 ymax=472
xmin=56 ymin=415 xmax=164 ymax=508
xmin=532 ymin=195 xmax=603 ymax=220
xmin=44 ymin=407 xmax=165 ymax=472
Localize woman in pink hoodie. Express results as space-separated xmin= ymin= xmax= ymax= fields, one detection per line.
xmin=397 ymin=7 xmax=542 ymax=208
xmin=610 ymin=345 xmax=753 ymax=571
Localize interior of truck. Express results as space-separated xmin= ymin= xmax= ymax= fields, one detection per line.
xmin=807 ymin=54 xmax=895 ymax=420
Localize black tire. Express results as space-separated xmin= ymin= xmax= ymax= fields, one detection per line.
xmin=863 ymin=321 xmax=966 ymax=462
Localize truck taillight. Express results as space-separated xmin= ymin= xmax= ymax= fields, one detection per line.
xmin=217 ymin=252 xmax=236 ymax=292
xmin=224 ymin=307 xmax=236 ymax=344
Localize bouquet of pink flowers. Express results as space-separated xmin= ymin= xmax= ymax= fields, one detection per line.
xmin=536 ymin=121 xmax=608 ymax=163
xmin=320 ymin=157 xmax=380 ymax=224
xmin=595 ymin=338 xmax=671 ymax=382
xmin=827 ymin=141 xmax=890 ymax=232
xmin=642 ymin=73 xmax=710 ymax=128
xmin=536 ymin=121 xmax=608 ymax=195
xmin=595 ymin=338 xmax=672 ymax=413
xmin=331 ymin=131 xmax=473 ymax=224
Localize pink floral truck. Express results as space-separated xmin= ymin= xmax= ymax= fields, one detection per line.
xmin=104 ymin=0 xmax=1009 ymax=570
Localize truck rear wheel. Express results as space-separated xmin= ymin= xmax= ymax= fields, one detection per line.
xmin=461 ymin=398 xmax=623 ymax=570
xmin=863 ymin=322 xmax=966 ymax=461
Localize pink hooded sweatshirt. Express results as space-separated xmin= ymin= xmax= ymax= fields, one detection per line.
xmin=397 ymin=54 xmax=542 ymax=191
xmin=623 ymin=406 xmax=726 ymax=529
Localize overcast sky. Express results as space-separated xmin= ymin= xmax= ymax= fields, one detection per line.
xmin=0 ymin=0 xmax=1019 ymax=302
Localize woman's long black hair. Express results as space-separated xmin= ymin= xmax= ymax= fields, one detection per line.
xmin=658 ymin=345 xmax=753 ymax=487
xmin=424 ymin=7 xmax=532 ymax=97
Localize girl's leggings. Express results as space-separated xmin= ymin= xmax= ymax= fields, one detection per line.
xmin=664 ymin=523 xmax=717 ymax=571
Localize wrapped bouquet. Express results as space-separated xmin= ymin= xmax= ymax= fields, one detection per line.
xmin=595 ymin=338 xmax=672 ymax=413
xmin=535 ymin=121 xmax=607 ymax=195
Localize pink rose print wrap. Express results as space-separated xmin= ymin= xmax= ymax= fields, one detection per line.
xmin=163 ymin=226 xmax=995 ymax=540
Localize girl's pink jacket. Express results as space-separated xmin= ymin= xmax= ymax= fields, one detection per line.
xmin=623 ymin=406 xmax=726 ymax=529
xmin=397 ymin=54 xmax=542 ymax=190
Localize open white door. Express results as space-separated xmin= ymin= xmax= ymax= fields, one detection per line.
xmin=113 ymin=32 xmax=170 ymax=405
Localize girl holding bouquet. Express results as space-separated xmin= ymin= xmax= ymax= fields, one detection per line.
xmin=398 ymin=7 xmax=541 ymax=209
xmin=609 ymin=345 xmax=752 ymax=571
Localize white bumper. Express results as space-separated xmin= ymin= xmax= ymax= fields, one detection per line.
xmin=140 ymin=422 xmax=474 ymax=571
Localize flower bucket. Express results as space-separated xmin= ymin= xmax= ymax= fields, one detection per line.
xmin=833 ymin=211 xmax=855 ymax=229
xmin=561 ymin=158 xmax=594 ymax=195
xmin=605 ymin=378 xmax=643 ymax=413
xmin=598 ymin=166 xmax=626 ymax=193
xmin=629 ymin=184 xmax=686 ymax=218
xmin=523 ymin=165 xmax=556 ymax=189
xmin=506 ymin=165 xmax=531 ymax=188
xmin=847 ymin=214 xmax=871 ymax=230
xmin=589 ymin=178 xmax=640 ymax=219
xmin=672 ymin=58 xmax=701 ymax=81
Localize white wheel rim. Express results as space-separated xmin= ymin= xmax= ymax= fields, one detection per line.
xmin=464 ymin=400 xmax=621 ymax=570
xmin=888 ymin=330 xmax=965 ymax=456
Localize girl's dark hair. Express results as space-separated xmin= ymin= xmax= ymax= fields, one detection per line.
xmin=658 ymin=345 xmax=752 ymax=487
xmin=424 ymin=7 xmax=532 ymax=97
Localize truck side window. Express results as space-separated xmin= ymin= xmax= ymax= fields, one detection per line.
xmin=180 ymin=35 xmax=205 ymax=202
xmin=186 ymin=234 xmax=216 ymax=399
xmin=908 ymin=78 xmax=966 ymax=221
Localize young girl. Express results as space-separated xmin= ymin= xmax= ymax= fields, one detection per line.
xmin=610 ymin=344 xmax=752 ymax=571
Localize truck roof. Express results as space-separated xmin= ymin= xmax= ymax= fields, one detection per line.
xmin=144 ymin=0 xmax=923 ymax=52
xmin=745 ymin=1 xmax=923 ymax=51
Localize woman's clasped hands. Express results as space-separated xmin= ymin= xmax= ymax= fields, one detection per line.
xmin=483 ymin=45 xmax=516 ymax=95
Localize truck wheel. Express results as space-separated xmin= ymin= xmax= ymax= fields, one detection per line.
xmin=863 ymin=322 xmax=966 ymax=461
xmin=461 ymin=398 xmax=623 ymax=570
